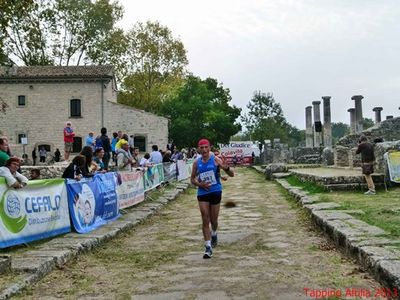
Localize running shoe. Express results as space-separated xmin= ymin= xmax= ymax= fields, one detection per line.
xmin=364 ymin=190 xmax=376 ymax=195
xmin=203 ymin=246 xmax=212 ymax=259
xmin=211 ymin=234 xmax=218 ymax=248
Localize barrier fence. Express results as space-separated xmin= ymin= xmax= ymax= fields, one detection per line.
xmin=0 ymin=160 xmax=193 ymax=248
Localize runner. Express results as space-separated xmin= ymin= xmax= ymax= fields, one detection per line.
xmin=191 ymin=138 xmax=234 ymax=259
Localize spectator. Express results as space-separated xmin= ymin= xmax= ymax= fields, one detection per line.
xmin=128 ymin=135 xmax=135 ymax=153
xmin=252 ymin=151 xmax=256 ymax=164
xmin=163 ymin=150 xmax=173 ymax=163
xmin=111 ymin=132 xmax=118 ymax=163
xmin=54 ymin=148 xmax=61 ymax=162
xmin=30 ymin=169 xmax=40 ymax=180
xmin=63 ymin=122 xmax=75 ymax=161
xmin=0 ymin=138 xmax=10 ymax=167
xmin=171 ymin=149 xmax=182 ymax=162
xmin=62 ymin=155 xmax=86 ymax=180
xmin=140 ymin=153 xmax=152 ymax=167
xmin=93 ymin=148 xmax=106 ymax=172
xmin=115 ymin=133 xmax=129 ymax=150
xmin=356 ymin=135 xmax=376 ymax=195
xmin=32 ymin=147 xmax=37 ymax=166
xmin=80 ymin=146 xmax=97 ymax=175
xmin=131 ymin=147 xmax=140 ymax=168
xmin=99 ymin=128 xmax=111 ymax=170
xmin=167 ymin=140 xmax=175 ymax=152
xmin=181 ymin=148 xmax=188 ymax=160
xmin=117 ymin=140 xmax=134 ymax=171
xmin=0 ymin=157 xmax=28 ymax=188
xmin=39 ymin=146 xmax=47 ymax=163
xmin=85 ymin=132 xmax=95 ymax=150
xmin=150 ymin=145 xmax=163 ymax=164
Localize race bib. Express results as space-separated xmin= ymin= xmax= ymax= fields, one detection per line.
xmin=199 ymin=170 xmax=217 ymax=185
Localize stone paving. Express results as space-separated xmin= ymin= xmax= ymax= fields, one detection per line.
xmin=13 ymin=168 xmax=381 ymax=299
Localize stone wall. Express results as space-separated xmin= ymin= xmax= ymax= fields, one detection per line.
xmin=334 ymin=117 xmax=400 ymax=169
xmin=262 ymin=145 xmax=321 ymax=164
xmin=20 ymin=165 xmax=66 ymax=179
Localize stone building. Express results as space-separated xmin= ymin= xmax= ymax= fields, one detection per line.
xmin=0 ymin=65 xmax=168 ymax=160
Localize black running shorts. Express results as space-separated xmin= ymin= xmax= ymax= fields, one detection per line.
xmin=197 ymin=191 xmax=222 ymax=205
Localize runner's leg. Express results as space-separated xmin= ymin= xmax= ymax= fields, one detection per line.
xmin=210 ymin=203 xmax=220 ymax=232
xmin=198 ymin=201 xmax=211 ymax=241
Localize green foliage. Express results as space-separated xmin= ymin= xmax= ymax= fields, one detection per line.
xmin=117 ymin=21 xmax=188 ymax=113
xmin=0 ymin=0 xmax=123 ymax=66
xmin=241 ymin=91 xmax=303 ymax=146
xmin=160 ymin=75 xmax=241 ymax=148
xmin=362 ymin=117 xmax=374 ymax=130
xmin=332 ymin=122 xmax=349 ymax=144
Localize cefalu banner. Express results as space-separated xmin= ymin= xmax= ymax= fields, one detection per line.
xmin=116 ymin=171 xmax=145 ymax=209
xmin=66 ymin=172 xmax=119 ymax=234
xmin=385 ymin=151 xmax=400 ymax=183
xmin=0 ymin=178 xmax=70 ymax=248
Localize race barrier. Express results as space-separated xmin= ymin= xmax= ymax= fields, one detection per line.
xmin=0 ymin=178 xmax=70 ymax=248
xmin=66 ymin=172 xmax=119 ymax=233
xmin=0 ymin=161 xmax=193 ymax=248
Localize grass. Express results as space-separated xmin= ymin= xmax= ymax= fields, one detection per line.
xmin=318 ymin=189 xmax=400 ymax=237
xmin=285 ymin=175 xmax=327 ymax=194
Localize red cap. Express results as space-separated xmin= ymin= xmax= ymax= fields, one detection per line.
xmin=198 ymin=139 xmax=210 ymax=147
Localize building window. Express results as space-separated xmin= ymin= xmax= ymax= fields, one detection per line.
xmin=18 ymin=95 xmax=26 ymax=106
xmin=70 ymin=99 xmax=81 ymax=117
xmin=134 ymin=136 xmax=146 ymax=152
xmin=72 ymin=136 xmax=82 ymax=153
xmin=17 ymin=133 xmax=27 ymax=144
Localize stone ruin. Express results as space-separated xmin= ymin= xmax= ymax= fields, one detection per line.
xmin=261 ymin=94 xmax=400 ymax=173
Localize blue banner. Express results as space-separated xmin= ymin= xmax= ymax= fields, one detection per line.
xmin=66 ymin=172 xmax=119 ymax=233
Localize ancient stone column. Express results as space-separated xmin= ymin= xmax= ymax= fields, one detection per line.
xmin=312 ymin=101 xmax=322 ymax=147
xmin=351 ymin=95 xmax=364 ymax=134
xmin=386 ymin=115 xmax=394 ymax=120
xmin=372 ymin=107 xmax=383 ymax=124
xmin=305 ymin=106 xmax=313 ymax=147
xmin=347 ymin=108 xmax=356 ymax=134
xmin=322 ymin=96 xmax=332 ymax=149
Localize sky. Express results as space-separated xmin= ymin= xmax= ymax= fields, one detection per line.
xmin=118 ymin=0 xmax=400 ymax=129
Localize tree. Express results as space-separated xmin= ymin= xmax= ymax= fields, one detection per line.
xmin=0 ymin=0 xmax=123 ymax=66
xmin=160 ymin=76 xmax=241 ymax=148
xmin=362 ymin=117 xmax=374 ymax=130
xmin=241 ymin=91 xmax=290 ymax=144
xmin=118 ymin=21 xmax=188 ymax=113
xmin=332 ymin=122 xmax=349 ymax=144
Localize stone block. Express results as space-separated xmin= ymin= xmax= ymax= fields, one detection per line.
xmin=12 ymin=256 xmax=55 ymax=273
xmin=304 ymin=202 xmax=341 ymax=211
xmin=0 ymin=255 xmax=11 ymax=274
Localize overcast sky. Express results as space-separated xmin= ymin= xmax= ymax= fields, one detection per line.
xmin=118 ymin=0 xmax=400 ymax=129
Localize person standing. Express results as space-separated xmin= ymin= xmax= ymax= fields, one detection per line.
xmin=149 ymin=145 xmax=162 ymax=164
xmin=39 ymin=146 xmax=47 ymax=163
xmin=356 ymin=135 xmax=376 ymax=195
xmin=99 ymin=128 xmax=111 ymax=170
xmin=64 ymin=122 xmax=75 ymax=161
xmin=85 ymin=132 xmax=95 ymax=150
xmin=54 ymin=148 xmax=61 ymax=162
xmin=32 ymin=147 xmax=37 ymax=166
xmin=190 ymin=138 xmax=234 ymax=259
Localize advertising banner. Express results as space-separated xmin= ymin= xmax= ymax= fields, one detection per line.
xmin=116 ymin=171 xmax=145 ymax=209
xmin=163 ymin=162 xmax=177 ymax=182
xmin=218 ymin=141 xmax=259 ymax=166
xmin=385 ymin=151 xmax=400 ymax=183
xmin=0 ymin=178 xmax=70 ymax=248
xmin=177 ymin=160 xmax=190 ymax=181
xmin=144 ymin=164 xmax=165 ymax=191
xmin=66 ymin=173 xmax=119 ymax=233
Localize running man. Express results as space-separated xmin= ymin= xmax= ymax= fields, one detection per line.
xmin=191 ymin=138 xmax=234 ymax=259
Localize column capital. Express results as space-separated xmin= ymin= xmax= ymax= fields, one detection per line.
xmin=321 ymin=96 xmax=331 ymax=101
xmin=306 ymin=106 xmax=312 ymax=110
xmin=347 ymin=108 xmax=355 ymax=112
xmin=351 ymin=95 xmax=364 ymax=101
xmin=372 ymin=107 xmax=383 ymax=112
xmin=312 ymin=101 xmax=321 ymax=105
